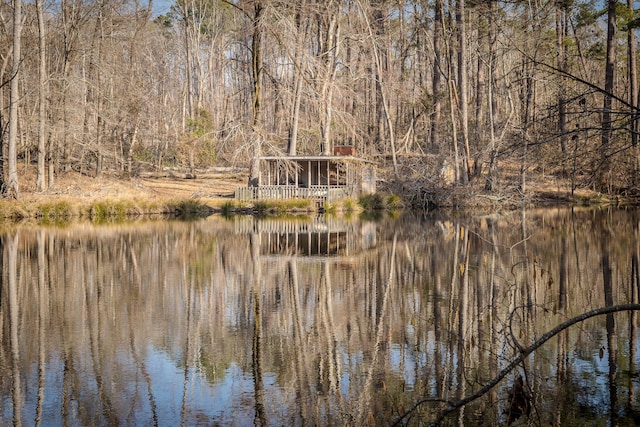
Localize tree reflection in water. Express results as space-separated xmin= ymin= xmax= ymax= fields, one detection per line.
xmin=0 ymin=209 xmax=639 ymax=426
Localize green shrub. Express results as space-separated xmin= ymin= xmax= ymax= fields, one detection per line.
xmin=323 ymin=201 xmax=337 ymax=214
xmin=358 ymin=193 xmax=404 ymax=212
xmin=342 ymin=198 xmax=358 ymax=213
xmin=170 ymin=199 xmax=213 ymax=218
xmin=385 ymin=194 xmax=403 ymax=210
xmin=221 ymin=200 xmax=236 ymax=215
xmin=89 ymin=201 xmax=129 ymax=223
xmin=37 ymin=202 xmax=74 ymax=220
xmin=358 ymin=193 xmax=385 ymax=210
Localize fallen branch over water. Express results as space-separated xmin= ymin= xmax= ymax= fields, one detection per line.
xmin=392 ymin=303 xmax=640 ymax=427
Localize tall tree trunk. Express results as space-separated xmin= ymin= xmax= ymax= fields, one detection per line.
xmin=181 ymin=0 xmax=194 ymax=119
xmin=248 ymin=0 xmax=265 ymax=187
xmin=556 ymin=1 xmax=567 ymax=163
xmin=357 ymin=0 xmax=398 ymax=180
xmin=319 ymin=6 xmax=339 ymax=156
xmin=431 ymin=0 xmax=443 ymax=149
xmin=600 ymin=0 xmax=616 ymax=191
xmin=6 ymin=0 xmax=22 ymax=199
xmin=288 ymin=72 xmax=303 ymax=156
xmin=59 ymin=0 xmax=73 ymax=174
xmin=80 ymin=0 xmax=105 ymax=178
xmin=485 ymin=1 xmax=498 ymax=191
xmin=474 ymin=8 xmax=487 ymax=171
xmin=628 ymin=0 xmax=639 ymax=184
xmin=36 ymin=0 xmax=47 ymax=192
xmin=287 ymin=1 xmax=306 ymax=156
xmin=456 ymin=0 xmax=470 ymax=183
xmin=0 ymin=50 xmax=10 ymax=193
xmin=125 ymin=0 xmax=152 ymax=175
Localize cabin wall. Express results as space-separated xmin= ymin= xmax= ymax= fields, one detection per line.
xmin=242 ymin=158 xmax=376 ymax=201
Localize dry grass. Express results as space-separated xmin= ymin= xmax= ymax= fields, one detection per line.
xmin=0 ymin=165 xmax=248 ymax=220
xmin=0 ymin=159 xmax=618 ymax=222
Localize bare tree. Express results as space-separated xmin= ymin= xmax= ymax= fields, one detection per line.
xmin=248 ymin=0 xmax=266 ymax=187
xmin=556 ymin=0 xmax=568 ymax=163
xmin=599 ymin=0 xmax=616 ymax=191
xmin=430 ymin=0 xmax=443 ymax=151
xmin=318 ymin=0 xmax=340 ymax=156
xmin=456 ymin=0 xmax=470 ymax=183
xmin=357 ymin=0 xmax=398 ymax=179
xmin=36 ymin=0 xmax=47 ymax=192
xmin=287 ymin=0 xmax=307 ymax=156
xmin=627 ymin=0 xmax=638 ymax=184
xmin=6 ymin=0 xmax=22 ymax=198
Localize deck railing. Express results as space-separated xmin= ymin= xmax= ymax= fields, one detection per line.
xmin=235 ymin=185 xmax=354 ymax=202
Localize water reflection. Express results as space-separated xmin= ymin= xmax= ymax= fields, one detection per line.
xmin=0 ymin=209 xmax=639 ymax=426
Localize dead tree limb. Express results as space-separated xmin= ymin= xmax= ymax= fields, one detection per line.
xmin=392 ymin=303 xmax=640 ymax=427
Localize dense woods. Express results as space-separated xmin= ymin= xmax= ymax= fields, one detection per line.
xmin=1 ymin=0 xmax=639 ymax=201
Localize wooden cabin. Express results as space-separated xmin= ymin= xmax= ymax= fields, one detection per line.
xmin=235 ymin=146 xmax=376 ymax=201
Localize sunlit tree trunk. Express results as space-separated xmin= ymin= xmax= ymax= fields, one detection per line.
xmin=125 ymin=0 xmax=152 ymax=175
xmin=474 ymin=8 xmax=486 ymax=170
xmin=448 ymin=71 xmax=461 ymax=183
xmin=80 ymin=0 xmax=106 ymax=178
xmin=357 ymin=0 xmax=398 ymax=179
xmin=485 ymin=2 xmax=498 ymax=190
xmin=319 ymin=2 xmax=340 ymax=156
xmin=56 ymin=0 xmax=75 ymax=176
xmin=36 ymin=0 xmax=48 ymax=192
xmin=181 ymin=1 xmax=195 ymax=119
xmin=248 ymin=1 xmax=265 ymax=187
xmin=456 ymin=0 xmax=470 ymax=183
xmin=287 ymin=1 xmax=307 ymax=156
xmin=430 ymin=0 xmax=443 ymax=149
xmin=6 ymin=0 xmax=22 ymax=198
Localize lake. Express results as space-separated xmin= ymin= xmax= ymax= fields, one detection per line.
xmin=1 ymin=207 xmax=639 ymax=426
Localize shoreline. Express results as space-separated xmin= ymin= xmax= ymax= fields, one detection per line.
xmin=1 ymin=166 xmax=635 ymax=223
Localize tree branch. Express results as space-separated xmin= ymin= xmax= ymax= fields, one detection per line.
xmin=392 ymin=304 xmax=640 ymax=427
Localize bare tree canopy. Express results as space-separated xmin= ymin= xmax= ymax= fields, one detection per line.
xmin=0 ymin=0 xmax=639 ymax=200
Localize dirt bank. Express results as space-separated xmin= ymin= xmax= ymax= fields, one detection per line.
xmin=18 ymin=167 xmax=247 ymax=206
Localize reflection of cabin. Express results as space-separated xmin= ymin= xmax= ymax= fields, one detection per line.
xmin=235 ymin=216 xmax=377 ymax=259
xmin=235 ymin=146 xmax=376 ymax=201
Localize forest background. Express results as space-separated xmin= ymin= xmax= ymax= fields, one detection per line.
xmin=1 ymin=0 xmax=639 ymax=209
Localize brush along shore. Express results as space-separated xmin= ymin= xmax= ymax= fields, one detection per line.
xmin=0 ymin=163 xmax=627 ymax=223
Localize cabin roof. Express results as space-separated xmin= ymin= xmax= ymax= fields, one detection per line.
xmin=256 ymin=155 xmax=373 ymax=163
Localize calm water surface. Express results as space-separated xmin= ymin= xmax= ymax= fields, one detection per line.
xmin=1 ymin=208 xmax=640 ymax=426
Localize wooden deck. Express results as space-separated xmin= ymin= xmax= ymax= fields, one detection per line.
xmin=235 ymin=185 xmax=355 ymax=202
